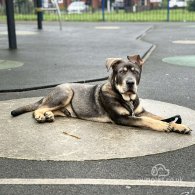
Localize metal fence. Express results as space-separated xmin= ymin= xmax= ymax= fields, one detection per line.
xmin=0 ymin=0 xmax=195 ymax=22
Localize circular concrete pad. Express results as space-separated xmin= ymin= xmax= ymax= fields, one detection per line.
xmin=162 ymin=55 xmax=195 ymax=67
xmin=0 ymin=60 xmax=24 ymax=70
xmin=0 ymin=98 xmax=195 ymax=161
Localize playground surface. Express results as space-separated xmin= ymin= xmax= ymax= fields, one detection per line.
xmin=0 ymin=22 xmax=195 ymax=195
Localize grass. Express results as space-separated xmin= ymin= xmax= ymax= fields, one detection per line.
xmin=0 ymin=9 xmax=195 ymax=22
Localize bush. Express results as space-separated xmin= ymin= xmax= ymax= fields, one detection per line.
xmin=188 ymin=0 xmax=195 ymax=11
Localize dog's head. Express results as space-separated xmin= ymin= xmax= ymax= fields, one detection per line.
xmin=106 ymin=54 xmax=144 ymax=101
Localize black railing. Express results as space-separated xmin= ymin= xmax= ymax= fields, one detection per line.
xmin=0 ymin=0 xmax=195 ymax=22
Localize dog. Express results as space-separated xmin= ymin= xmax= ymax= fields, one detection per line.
xmin=11 ymin=55 xmax=192 ymax=134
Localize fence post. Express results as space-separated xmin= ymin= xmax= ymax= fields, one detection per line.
xmin=167 ymin=0 xmax=170 ymax=21
xmin=36 ymin=0 xmax=43 ymax=29
xmin=102 ymin=0 xmax=105 ymax=21
xmin=5 ymin=0 xmax=17 ymax=49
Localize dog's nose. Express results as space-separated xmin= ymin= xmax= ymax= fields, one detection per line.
xmin=126 ymin=80 xmax=135 ymax=86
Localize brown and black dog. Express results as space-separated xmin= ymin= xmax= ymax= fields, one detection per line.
xmin=11 ymin=55 xmax=192 ymax=134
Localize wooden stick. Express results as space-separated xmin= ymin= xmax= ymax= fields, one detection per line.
xmin=63 ymin=132 xmax=81 ymax=140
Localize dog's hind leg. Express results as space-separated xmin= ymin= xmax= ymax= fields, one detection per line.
xmin=33 ymin=84 xmax=73 ymax=123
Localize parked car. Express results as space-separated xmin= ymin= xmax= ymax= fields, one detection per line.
xmin=112 ymin=0 xmax=124 ymax=10
xmin=169 ymin=0 xmax=187 ymax=8
xmin=67 ymin=1 xmax=89 ymax=14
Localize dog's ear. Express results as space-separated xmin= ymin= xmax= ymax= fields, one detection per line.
xmin=105 ymin=58 xmax=123 ymax=72
xmin=127 ymin=55 xmax=144 ymax=67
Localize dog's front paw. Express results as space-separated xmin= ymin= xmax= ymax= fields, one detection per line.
xmin=44 ymin=111 xmax=55 ymax=122
xmin=33 ymin=112 xmax=46 ymax=123
xmin=169 ymin=123 xmax=192 ymax=134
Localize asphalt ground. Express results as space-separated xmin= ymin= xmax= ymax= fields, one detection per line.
xmin=0 ymin=22 xmax=195 ymax=195
xmin=0 ymin=22 xmax=152 ymax=91
xmin=140 ymin=23 xmax=195 ymax=110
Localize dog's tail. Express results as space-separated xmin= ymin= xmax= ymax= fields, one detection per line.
xmin=11 ymin=98 xmax=44 ymax=117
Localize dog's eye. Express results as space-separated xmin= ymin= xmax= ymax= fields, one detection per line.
xmin=119 ymin=70 xmax=126 ymax=74
xmin=132 ymin=69 xmax=139 ymax=74
xmin=119 ymin=68 xmax=128 ymax=74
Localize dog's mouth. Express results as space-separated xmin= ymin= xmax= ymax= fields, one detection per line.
xmin=115 ymin=82 xmax=137 ymax=96
xmin=120 ymin=89 xmax=137 ymax=101
xmin=123 ymin=87 xmax=137 ymax=94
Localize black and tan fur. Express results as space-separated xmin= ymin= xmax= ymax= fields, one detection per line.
xmin=11 ymin=55 xmax=192 ymax=134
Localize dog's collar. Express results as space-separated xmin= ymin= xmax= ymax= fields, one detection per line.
xmin=121 ymin=94 xmax=140 ymax=117
xmin=128 ymin=101 xmax=135 ymax=117
xmin=122 ymin=100 xmax=135 ymax=117
xmin=113 ymin=84 xmax=137 ymax=115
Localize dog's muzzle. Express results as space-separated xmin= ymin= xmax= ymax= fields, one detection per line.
xmin=125 ymin=79 xmax=137 ymax=94
xmin=126 ymin=79 xmax=135 ymax=88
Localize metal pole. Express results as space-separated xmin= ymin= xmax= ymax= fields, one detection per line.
xmin=36 ymin=0 xmax=43 ymax=29
xmin=5 ymin=0 xmax=17 ymax=49
xmin=102 ymin=0 xmax=105 ymax=21
xmin=107 ymin=0 xmax=110 ymax=13
xmin=167 ymin=0 xmax=170 ymax=22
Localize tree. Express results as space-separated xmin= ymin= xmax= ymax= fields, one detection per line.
xmin=188 ymin=0 xmax=195 ymax=11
